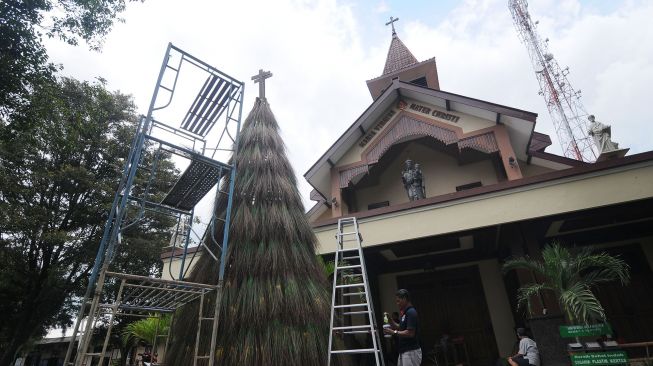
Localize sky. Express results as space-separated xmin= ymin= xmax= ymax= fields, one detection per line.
xmin=45 ymin=0 xmax=653 ymax=211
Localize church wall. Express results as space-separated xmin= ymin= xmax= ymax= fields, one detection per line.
xmin=401 ymin=98 xmax=495 ymax=134
xmin=519 ymin=160 xmax=557 ymax=177
xmin=336 ymin=108 xmax=400 ymax=168
xmin=316 ymin=207 xmax=332 ymax=222
xmin=314 ymin=161 xmax=653 ymax=254
xmin=353 ymin=141 xmax=499 ymax=211
xmin=161 ymin=257 xmax=183 ymax=281
xmin=376 ymin=259 xmax=515 ymax=356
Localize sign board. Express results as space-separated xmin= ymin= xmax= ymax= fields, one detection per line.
xmin=560 ymin=323 xmax=612 ymax=338
xmin=570 ymin=351 xmax=628 ymax=366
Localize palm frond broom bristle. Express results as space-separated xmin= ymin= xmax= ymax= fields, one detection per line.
xmin=165 ymin=98 xmax=331 ymax=366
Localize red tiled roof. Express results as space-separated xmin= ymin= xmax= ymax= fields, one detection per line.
xmin=383 ymin=35 xmax=419 ymax=75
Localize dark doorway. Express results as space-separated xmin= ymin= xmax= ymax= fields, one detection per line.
xmin=595 ymin=244 xmax=653 ymax=343
xmin=398 ymin=265 xmax=499 ymax=366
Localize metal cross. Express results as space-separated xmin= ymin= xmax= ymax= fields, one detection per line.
xmin=251 ymin=69 xmax=273 ymax=99
xmin=386 ymin=16 xmax=399 ymax=35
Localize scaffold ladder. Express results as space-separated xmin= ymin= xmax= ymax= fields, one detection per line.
xmin=327 ymin=217 xmax=385 ymax=366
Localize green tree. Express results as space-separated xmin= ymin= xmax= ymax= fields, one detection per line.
xmin=120 ymin=315 xmax=170 ymax=365
xmin=0 ymin=77 xmax=176 ymax=366
xmin=166 ymin=98 xmax=331 ymax=366
xmin=122 ymin=316 xmax=171 ymax=348
xmin=503 ymin=243 xmax=630 ymax=325
xmin=0 ymin=0 xmax=142 ymax=117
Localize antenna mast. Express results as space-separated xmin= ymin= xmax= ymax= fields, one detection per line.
xmin=509 ymin=0 xmax=598 ymax=162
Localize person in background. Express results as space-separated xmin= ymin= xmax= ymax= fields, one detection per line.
xmin=507 ymin=328 xmax=540 ymax=366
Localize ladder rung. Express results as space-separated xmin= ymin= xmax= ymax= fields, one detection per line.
xmin=85 ymin=353 xmax=102 ymax=356
xmin=341 ymin=256 xmax=360 ymax=260
xmin=342 ymin=274 xmax=362 ymax=277
xmin=339 ymin=239 xmax=359 ymax=243
xmin=337 ymin=264 xmax=361 ymax=270
xmin=195 ymin=356 xmax=210 ymax=359
xmin=335 ymin=283 xmax=364 ymax=288
xmin=343 ymin=311 xmax=370 ymax=315
xmin=343 ymin=292 xmax=365 ymax=296
xmin=338 ymin=231 xmax=358 ymax=235
xmin=337 ymin=247 xmax=359 ymax=252
xmin=200 ymin=317 xmax=215 ymax=321
xmin=330 ymin=349 xmax=378 ymax=354
xmin=160 ymin=85 xmax=174 ymax=92
xmin=333 ymin=325 xmax=372 ymax=330
xmin=343 ymin=330 xmax=372 ymax=334
xmin=334 ymin=303 xmax=368 ymax=309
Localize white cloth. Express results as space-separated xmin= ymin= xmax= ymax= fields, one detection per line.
xmin=397 ymin=348 xmax=422 ymax=366
xmin=518 ymin=337 xmax=540 ymax=366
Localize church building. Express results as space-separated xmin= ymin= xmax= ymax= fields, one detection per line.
xmin=304 ymin=24 xmax=653 ymax=364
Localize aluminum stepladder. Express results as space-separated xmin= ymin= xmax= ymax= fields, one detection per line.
xmin=327 ymin=217 xmax=385 ymax=366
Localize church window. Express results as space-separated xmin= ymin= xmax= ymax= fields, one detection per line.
xmin=367 ymin=201 xmax=390 ymax=210
xmin=409 ymin=76 xmax=428 ymax=87
xmin=456 ymin=181 xmax=483 ymax=191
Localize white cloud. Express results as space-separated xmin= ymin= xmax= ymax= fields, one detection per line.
xmin=375 ymin=0 xmax=389 ymax=13
xmin=45 ymin=0 xmax=653 ymax=211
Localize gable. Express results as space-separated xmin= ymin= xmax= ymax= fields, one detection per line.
xmin=334 ymin=98 xmax=500 ymax=168
xmin=351 ymin=138 xmax=502 ymax=211
xmin=305 ymin=80 xmax=537 ymax=200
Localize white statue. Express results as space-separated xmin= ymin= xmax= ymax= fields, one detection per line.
xmin=587 ymin=115 xmax=619 ymax=154
xmin=401 ymin=159 xmax=425 ymax=201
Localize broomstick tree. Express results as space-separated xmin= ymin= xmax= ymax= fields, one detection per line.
xmin=167 ymin=97 xmax=331 ymax=366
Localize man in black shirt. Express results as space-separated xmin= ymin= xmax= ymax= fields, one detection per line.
xmin=384 ymin=289 xmax=422 ymax=366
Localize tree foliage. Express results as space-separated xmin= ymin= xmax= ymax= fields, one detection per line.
xmin=0 ymin=77 xmax=176 ymax=366
xmin=503 ymin=243 xmax=630 ymax=325
xmin=0 ymin=0 xmax=142 ymax=117
xmin=122 ymin=316 xmax=171 ymax=348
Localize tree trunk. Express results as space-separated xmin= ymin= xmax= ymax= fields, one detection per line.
xmin=0 ymin=337 xmax=21 ymax=366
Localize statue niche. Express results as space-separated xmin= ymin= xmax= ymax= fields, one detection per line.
xmin=401 ymin=159 xmax=426 ymax=201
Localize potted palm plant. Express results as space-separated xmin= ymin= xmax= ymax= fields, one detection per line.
xmin=122 ymin=316 xmax=170 ymax=365
xmin=503 ymin=243 xmax=630 ymax=366
xmin=503 ymin=243 xmax=630 ymax=325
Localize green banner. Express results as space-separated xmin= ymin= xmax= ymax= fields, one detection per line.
xmin=560 ymin=323 xmax=612 ymax=338
xmin=571 ymin=351 xmax=628 ymax=366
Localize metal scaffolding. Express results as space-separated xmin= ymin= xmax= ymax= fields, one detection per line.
xmin=63 ymin=43 xmax=244 ymax=366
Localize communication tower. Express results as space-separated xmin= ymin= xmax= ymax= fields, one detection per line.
xmin=509 ymin=0 xmax=598 ymax=162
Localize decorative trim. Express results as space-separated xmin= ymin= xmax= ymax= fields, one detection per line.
xmin=339 ymin=164 xmax=369 ymax=188
xmin=365 ymin=115 xmax=458 ymax=164
xmin=336 ymin=111 xmax=503 ymax=191
xmin=459 ymin=132 xmax=499 ymax=154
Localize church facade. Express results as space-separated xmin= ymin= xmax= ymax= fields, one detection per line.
xmin=304 ymin=28 xmax=653 ymax=364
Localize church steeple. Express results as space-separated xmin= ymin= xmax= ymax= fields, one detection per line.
xmin=382 ymin=17 xmax=419 ymax=75
xmin=366 ymin=16 xmax=440 ymax=99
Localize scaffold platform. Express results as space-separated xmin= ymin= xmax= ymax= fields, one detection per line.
xmin=64 ymin=43 xmax=244 ymax=366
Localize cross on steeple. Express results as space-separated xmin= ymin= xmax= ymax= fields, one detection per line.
xmin=251 ymin=69 xmax=273 ymax=99
xmin=386 ymin=16 xmax=399 ymax=36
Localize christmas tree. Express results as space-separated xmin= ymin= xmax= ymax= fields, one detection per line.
xmin=167 ymin=95 xmax=330 ymax=366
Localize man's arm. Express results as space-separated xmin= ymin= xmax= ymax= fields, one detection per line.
xmin=394 ymin=328 xmax=416 ymax=338
xmin=398 ymin=309 xmax=417 ymax=338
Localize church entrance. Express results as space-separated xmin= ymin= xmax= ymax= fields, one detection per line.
xmin=397 ymin=265 xmax=500 ymax=366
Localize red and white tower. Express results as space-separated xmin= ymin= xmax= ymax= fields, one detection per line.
xmin=509 ymin=0 xmax=598 ymax=162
